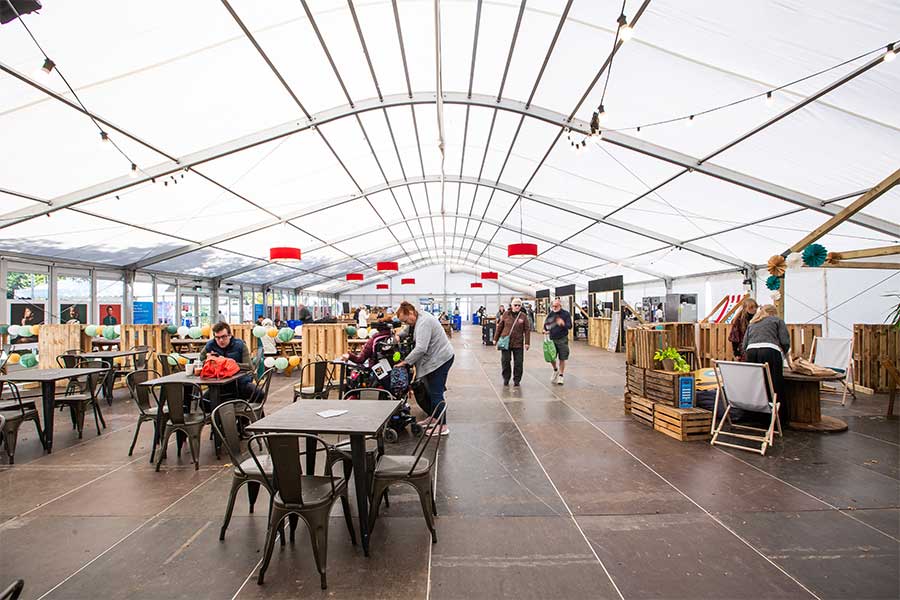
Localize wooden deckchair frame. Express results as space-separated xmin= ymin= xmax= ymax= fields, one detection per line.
xmin=710 ymin=361 xmax=782 ymax=456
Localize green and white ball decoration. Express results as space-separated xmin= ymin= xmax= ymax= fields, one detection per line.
xmin=274 ymin=357 xmax=289 ymax=371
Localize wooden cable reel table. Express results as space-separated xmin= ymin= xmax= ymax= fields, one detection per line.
xmin=783 ymin=370 xmax=848 ymax=432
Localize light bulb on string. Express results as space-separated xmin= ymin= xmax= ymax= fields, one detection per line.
xmin=765 ymin=91 xmax=774 ymax=107
xmin=885 ymin=43 xmax=896 ymax=62
xmin=34 ymin=58 xmax=55 ymax=80
xmin=617 ymin=14 xmax=633 ymax=41
xmin=129 ymin=163 xmax=139 ymax=179
xmin=686 ymin=115 xmax=694 ymax=127
xmin=635 ymin=126 xmax=641 ymax=135
xmin=100 ymin=131 xmax=110 ymax=143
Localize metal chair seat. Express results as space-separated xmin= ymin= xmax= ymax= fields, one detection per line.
xmin=273 ymin=475 xmax=346 ymax=508
xmin=374 ymin=454 xmax=431 ymax=478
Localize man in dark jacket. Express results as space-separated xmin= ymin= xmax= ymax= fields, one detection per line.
xmin=493 ymin=298 xmax=531 ymax=386
xmin=297 ymin=303 xmax=312 ymax=323
xmin=200 ymin=322 xmax=260 ymax=405
xmin=543 ymin=297 xmax=572 ymax=385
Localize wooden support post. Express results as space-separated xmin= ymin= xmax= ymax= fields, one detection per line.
xmin=821 ymin=261 xmax=900 ymax=270
xmin=828 ymin=245 xmax=900 ymax=261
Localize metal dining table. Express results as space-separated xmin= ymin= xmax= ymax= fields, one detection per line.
xmin=247 ymin=398 xmax=402 ymax=557
xmin=74 ymin=348 xmax=149 ymax=402
xmin=0 ymin=367 xmax=109 ymax=452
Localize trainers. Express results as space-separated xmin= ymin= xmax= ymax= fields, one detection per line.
xmin=551 ymin=370 xmax=559 ymax=384
xmin=417 ymin=417 xmax=434 ymax=427
xmin=437 ymin=425 xmax=450 ymax=436
xmin=557 ymin=373 xmax=565 ymax=385
xmin=503 ymin=380 xmax=510 ymax=386
xmin=513 ymin=381 xmax=520 ymax=387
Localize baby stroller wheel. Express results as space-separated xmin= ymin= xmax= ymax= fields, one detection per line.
xmin=383 ymin=428 xmax=399 ymax=443
xmin=410 ymin=422 xmax=424 ymax=437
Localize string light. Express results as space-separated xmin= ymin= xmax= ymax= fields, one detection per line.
xmin=686 ymin=115 xmax=694 ymax=127
xmin=765 ymin=91 xmax=773 ymax=106
xmin=129 ymin=163 xmax=139 ymax=179
xmin=100 ymin=131 xmax=110 ymax=143
xmin=34 ymin=57 xmax=55 ymax=79
xmin=885 ymin=43 xmax=897 ymax=62
xmin=617 ymin=14 xmax=633 ymax=41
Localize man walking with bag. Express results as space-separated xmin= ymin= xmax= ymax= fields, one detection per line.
xmin=493 ymin=298 xmax=531 ymax=386
xmin=544 ymin=297 xmax=572 ymax=385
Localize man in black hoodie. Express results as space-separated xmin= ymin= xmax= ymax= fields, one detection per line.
xmin=543 ymin=297 xmax=572 ymax=385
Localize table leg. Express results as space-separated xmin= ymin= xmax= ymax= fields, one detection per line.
xmin=305 ymin=437 xmax=317 ymax=475
xmin=41 ymin=380 xmax=55 ymax=453
xmin=350 ymin=434 xmax=371 ymax=557
xmin=209 ymin=386 xmax=222 ymax=458
xmin=786 ymin=379 xmax=848 ymax=432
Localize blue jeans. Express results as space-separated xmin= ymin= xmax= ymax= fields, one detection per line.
xmin=424 ymin=356 xmax=454 ymax=424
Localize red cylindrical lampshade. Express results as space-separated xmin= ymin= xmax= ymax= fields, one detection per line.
xmin=346 ymin=273 xmax=364 ymax=281
xmin=507 ymin=242 xmax=538 ymax=258
xmin=471 ymin=282 xmax=483 ymax=288
xmin=269 ymin=247 xmax=301 ymax=262
xmin=376 ymin=283 xmax=389 ymax=290
xmin=401 ymin=278 xmax=415 ymax=285
xmin=377 ymin=261 xmax=399 ymax=271
xmin=481 ymin=271 xmax=499 ymax=280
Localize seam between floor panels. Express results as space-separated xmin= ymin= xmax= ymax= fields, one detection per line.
xmin=37 ymin=468 xmax=225 ymax=600
xmin=847 ymin=429 xmax=900 ymax=448
xmin=713 ymin=446 xmax=900 ymax=543
xmin=476 ymin=360 xmax=626 ymax=600
xmin=522 ymin=369 xmax=823 ymax=600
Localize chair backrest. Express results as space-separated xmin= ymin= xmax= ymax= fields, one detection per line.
xmin=811 ymin=337 xmax=852 ymax=372
xmin=76 ymin=359 xmax=110 ymax=399
xmin=408 ymin=403 xmax=447 ymax=475
xmin=342 ymin=387 xmax=392 ymax=401
xmin=126 ymin=369 xmax=161 ymax=413
xmin=154 ymin=381 xmax=199 ymax=424
xmin=249 ymin=368 xmax=275 ymax=407
xmin=57 ymin=353 xmax=81 ymax=369
xmin=248 ymin=433 xmax=336 ymax=506
xmin=211 ymin=400 xmax=255 ymax=473
xmin=0 ymin=578 xmax=24 ymax=600
xmin=157 ymin=353 xmax=175 ymax=376
xmin=301 ymin=361 xmax=330 ymax=394
xmin=715 ymin=360 xmax=774 ymax=413
xmin=0 ymin=414 xmax=6 ymax=434
xmin=130 ymin=346 xmax=152 ymax=370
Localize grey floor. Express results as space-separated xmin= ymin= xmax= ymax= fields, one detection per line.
xmin=1 ymin=325 xmax=898 ymax=599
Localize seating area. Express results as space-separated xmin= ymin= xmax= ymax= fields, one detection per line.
xmin=1 ymin=1 xmax=899 ymax=597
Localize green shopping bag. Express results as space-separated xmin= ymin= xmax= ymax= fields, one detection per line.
xmin=543 ymin=336 xmax=557 ymax=362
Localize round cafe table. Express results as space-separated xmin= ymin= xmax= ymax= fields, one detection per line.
xmin=783 ymin=369 xmax=847 ymax=432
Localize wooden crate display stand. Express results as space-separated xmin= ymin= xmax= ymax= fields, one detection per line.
xmin=625 ymin=364 xmax=645 ymax=397
xmin=300 ymin=324 xmax=348 ymax=387
xmin=630 ymin=395 xmax=655 ymax=427
xmin=37 ymin=324 xmax=82 ymax=369
xmin=644 ymin=369 xmax=680 ymax=406
xmin=654 ymin=404 xmax=712 ymax=442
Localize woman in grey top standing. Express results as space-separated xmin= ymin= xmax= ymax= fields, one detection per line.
xmin=395 ymin=301 xmax=455 ymax=436
xmin=743 ymin=304 xmax=792 ymax=420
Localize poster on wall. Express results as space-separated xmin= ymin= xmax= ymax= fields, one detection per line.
xmin=254 ymin=304 xmax=264 ymax=321
xmin=99 ymin=303 xmax=122 ymax=325
xmin=59 ymin=303 xmax=88 ymax=324
xmin=133 ymin=302 xmax=153 ymax=325
xmin=10 ymin=302 xmax=44 ymax=340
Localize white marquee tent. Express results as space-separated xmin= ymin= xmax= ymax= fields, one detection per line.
xmin=1 ymin=0 xmax=898 ymax=331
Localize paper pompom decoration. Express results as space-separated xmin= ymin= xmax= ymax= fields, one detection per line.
xmin=770 ymin=290 xmax=782 ymax=302
xmin=188 ymin=326 xmax=202 ymax=339
xmin=201 ymin=325 xmax=211 ymax=337
xmin=277 ymin=327 xmax=293 ymax=342
xmin=7 ymin=353 xmax=20 ymax=364
xmin=274 ymin=357 xmax=289 ymax=371
xmin=20 ymin=353 xmax=38 ymax=368
xmin=266 ymin=327 xmax=278 ymax=338
xmin=167 ymin=353 xmax=181 ymax=365
xmin=0 ymin=325 xmax=7 ymax=336
xmin=263 ymin=356 xmax=276 ymax=368
xmin=294 ymin=325 xmax=303 ymax=336
xmin=288 ymin=355 xmax=301 ymax=367
xmin=7 ymin=325 xmax=19 ymax=338
xmin=766 ymin=255 xmax=786 ymax=277
xmin=166 ymin=324 xmax=178 ymax=335
xmin=345 ymin=326 xmax=357 ymax=337
xmin=765 ymin=275 xmax=781 ymax=291
xmin=103 ymin=326 xmax=118 ymax=340
xmin=30 ymin=324 xmax=41 ymax=336
xmin=785 ymin=252 xmax=803 ymax=270
xmin=177 ymin=325 xmax=190 ymax=338
xmin=357 ymin=328 xmax=368 ymax=339
xmin=802 ymin=243 xmax=827 ymax=267
xmin=177 ymin=355 xmax=188 ymax=365
xmin=113 ymin=325 xmax=120 ymax=335
xmin=85 ymin=325 xmax=98 ymax=337
xmin=252 ymin=325 xmax=267 ymax=338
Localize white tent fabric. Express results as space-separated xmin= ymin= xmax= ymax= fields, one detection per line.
xmin=0 ymin=0 xmax=897 ymax=295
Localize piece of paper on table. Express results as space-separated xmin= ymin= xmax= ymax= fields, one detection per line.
xmin=317 ymin=409 xmax=348 ymax=418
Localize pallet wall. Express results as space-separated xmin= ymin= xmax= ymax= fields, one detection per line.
xmin=698 ymin=322 xmax=822 ymax=367
xmin=854 ymin=324 xmax=899 ymax=393
xmin=300 ymin=324 xmax=349 ymax=386
xmin=588 ymin=317 xmax=610 ymax=349
xmin=37 ymin=324 xmax=82 ymax=368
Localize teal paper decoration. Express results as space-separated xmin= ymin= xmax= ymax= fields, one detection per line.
xmin=765 ymin=275 xmax=781 ymax=291
xmin=802 ymin=243 xmax=827 ymax=268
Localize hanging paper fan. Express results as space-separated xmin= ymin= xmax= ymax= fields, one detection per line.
xmin=785 ymin=252 xmax=804 ymax=270
xmin=767 ymin=255 xmax=786 ymax=277
xmin=770 ymin=290 xmax=782 ymax=302
xmin=802 ymin=243 xmax=827 ymax=267
xmin=765 ymin=275 xmax=781 ymax=291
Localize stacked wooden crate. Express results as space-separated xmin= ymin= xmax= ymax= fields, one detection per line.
xmin=625 ymin=364 xmax=645 ymax=397
xmin=854 ymin=324 xmax=900 ymax=393
xmin=644 ymin=369 xmax=680 ymax=406
xmin=630 ymin=395 xmax=655 ymax=427
xmin=698 ymin=322 xmax=822 ymax=367
xmin=654 ymin=404 xmax=712 ymax=442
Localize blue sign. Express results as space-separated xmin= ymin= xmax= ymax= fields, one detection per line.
xmin=254 ymin=304 xmax=264 ymax=320
xmin=133 ymin=301 xmax=153 ymax=325
xmin=678 ymin=375 xmax=695 ymax=409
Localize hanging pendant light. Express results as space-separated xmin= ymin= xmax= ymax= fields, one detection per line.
xmin=377 ymin=261 xmax=399 ymax=272
xmin=376 ymin=283 xmax=389 ymax=290
xmin=346 ymin=273 xmax=364 ymax=281
xmin=481 ymin=271 xmax=499 ymax=280
xmin=401 ymin=278 xmax=415 ymax=285
xmin=471 ymin=282 xmax=483 ymax=289
xmin=270 ymin=247 xmax=301 ymax=263
xmin=508 ymin=243 xmax=538 ymax=258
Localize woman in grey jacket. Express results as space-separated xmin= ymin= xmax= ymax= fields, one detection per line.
xmin=395 ymin=301 xmax=455 ymax=436
xmin=743 ymin=304 xmax=792 ymax=420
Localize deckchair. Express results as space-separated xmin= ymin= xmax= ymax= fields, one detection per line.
xmin=711 ymin=360 xmax=781 ymax=456
xmin=809 ymin=337 xmax=856 ymax=405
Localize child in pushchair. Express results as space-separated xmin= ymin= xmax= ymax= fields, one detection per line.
xmin=341 ymin=323 xmax=422 ymax=442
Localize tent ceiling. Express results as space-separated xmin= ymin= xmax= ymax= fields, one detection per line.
xmin=1 ymin=0 xmax=897 ymax=289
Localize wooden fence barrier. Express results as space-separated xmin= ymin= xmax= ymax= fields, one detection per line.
xmin=854 ymin=324 xmax=899 ymax=393
xmin=698 ymin=322 xmax=821 ymax=367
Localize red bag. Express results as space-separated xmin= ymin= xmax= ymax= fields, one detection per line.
xmin=200 ymin=356 xmax=241 ymax=378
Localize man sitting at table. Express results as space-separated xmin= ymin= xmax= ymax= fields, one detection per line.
xmin=200 ymin=322 xmax=262 ymax=405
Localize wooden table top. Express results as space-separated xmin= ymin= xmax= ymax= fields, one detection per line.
xmin=139 ymin=371 xmax=246 ymax=387
xmin=0 ymin=367 xmax=109 ymax=382
xmin=181 ymin=352 xmax=202 ymax=361
xmin=91 ymin=338 xmax=120 ymax=346
xmin=171 ymin=338 xmax=209 ymax=346
xmin=74 ymin=349 xmax=146 ymax=359
xmin=247 ymin=399 xmax=402 ymax=436
xmin=784 ymin=369 xmax=844 ymax=382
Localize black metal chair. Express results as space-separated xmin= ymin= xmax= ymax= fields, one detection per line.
xmin=56 ymin=351 xmax=84 ymax=396
xmin=212 ymin=400 xmax=274 ymax=540
xmin=0 ymin=579 xmax=24 ymax=600
xmin=157 ymin=353 xmax=177 ymax=376
xmin=249 ymin=433 xmax=356 ymax=588
xmin=239 ymin=368 xmax=274 ymax=423
xmin=125 ymin=369 xmax=166 ymax=459
xmin=369 ymin=404 xmax=446 ymax=543
xmin=293 ymin=360 xmax=332 ymax=401
xmin=54 ymin=360 xmax=108 ymax=439
xmin=129 ymin=345 xmax=153 ymax=370
xmin=0 ymin=380 xmax=47 ymax=463
xmin=154 ymin=381 xmax=206 ymax=471
xmin=324 ymin=388 xmax=386 ymax=495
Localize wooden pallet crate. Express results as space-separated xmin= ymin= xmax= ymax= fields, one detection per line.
xmin=698 ymin=322 xmax=822 ymax=367
xmin=37 ymin=324 xmax=82 ymax=368
xmin=300 ymin=324 xmax=348 ymax=386
xmin=626 ymin=328 xmax=671 ymax=368
xmin=854 ymin=324 xmax=900 ymax=393
xmin=787 ymin=324 xmax=821 ymax=361
xmin=626 ymin=364 xmax=645 ymax=397
xmin=623 ymin=390 xmax=632 ymax=414
xmin=644 ymin=369 xmax=680 ymax=406
xmin=588 ymin=317 xmax=611 ymax=349
xmin=630 ymin=395 xmax=655 ymax=427
xmin=654 ymin=404 xmax=712 ymax=442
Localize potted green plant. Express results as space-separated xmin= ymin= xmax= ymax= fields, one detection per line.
xmin=886 ymin=293 xmax=900 ymax=330
xmin=653 ymin=347 xmax=690 ymax=373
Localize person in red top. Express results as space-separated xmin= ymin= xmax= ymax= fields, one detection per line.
xmin=342 ymin=322 xmax=392 ymax=367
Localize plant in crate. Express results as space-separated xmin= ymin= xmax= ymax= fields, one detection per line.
xmin=653 ymin=347 xmax=690 ymax=373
